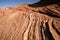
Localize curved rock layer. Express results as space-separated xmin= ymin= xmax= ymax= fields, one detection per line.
xmin=0 ymin=1 xmax=60 ymax=40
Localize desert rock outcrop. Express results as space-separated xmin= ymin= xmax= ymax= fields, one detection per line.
xmin=0 ymin=0 xmax=60 ymax=40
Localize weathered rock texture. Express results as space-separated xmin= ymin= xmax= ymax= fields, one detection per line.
xmin=0 ymin=0 xmax=60 ymax=40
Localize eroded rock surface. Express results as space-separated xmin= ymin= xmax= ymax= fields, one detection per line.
xmin=0 ymin=0 xmax=60 ymax=40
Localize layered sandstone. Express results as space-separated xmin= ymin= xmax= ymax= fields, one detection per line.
xmin=0 ymin=0 xmax=60 ymax=40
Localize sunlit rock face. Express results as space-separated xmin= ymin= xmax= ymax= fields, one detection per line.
xmin=0 ymin=0 xmax=60 ymax=40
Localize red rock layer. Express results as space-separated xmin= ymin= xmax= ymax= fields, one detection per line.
xmin=0 ymin=1 xmax=60 ymax=40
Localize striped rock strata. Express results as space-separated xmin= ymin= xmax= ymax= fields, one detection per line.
xmin=0 ymin=0 xmax=60 ymax=40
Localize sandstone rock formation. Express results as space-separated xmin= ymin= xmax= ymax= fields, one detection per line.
xmin=0 ymin=0 xmax=60 ymax=40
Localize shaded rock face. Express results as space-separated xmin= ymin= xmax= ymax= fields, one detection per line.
xmin=0 ymin=0 xmax=60 ymax=40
